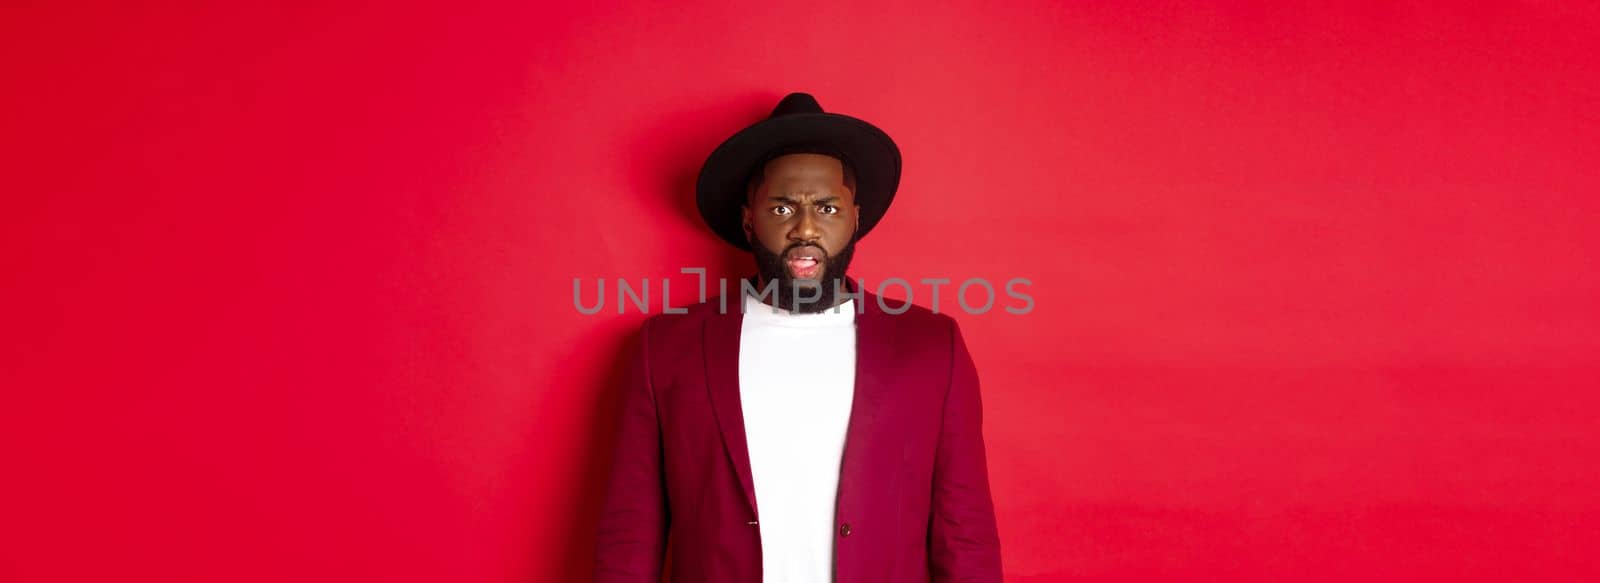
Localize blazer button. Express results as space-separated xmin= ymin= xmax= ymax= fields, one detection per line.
xmin=838 ymin=522 xmax=852 ymax=537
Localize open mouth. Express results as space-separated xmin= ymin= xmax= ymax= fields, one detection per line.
xmin=785 ymin=247 xmax=825 ymax=279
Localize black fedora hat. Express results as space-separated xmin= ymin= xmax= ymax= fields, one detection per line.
xmin=696 ymin=92 xmax=901 ymax=251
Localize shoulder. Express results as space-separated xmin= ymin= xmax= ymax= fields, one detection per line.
xmin=862 ymin=292 xmax=959 ymax=332
xmin=860 ymin=292 xmax=966 ymax=355
xmin=635 ymin=295 xmax=735 ymax=345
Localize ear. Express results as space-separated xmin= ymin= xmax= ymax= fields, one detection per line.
xmin=741 ymin=204 xmax=754 ymax=240
xmin=853 ymin=203 xmax=862 ymax=233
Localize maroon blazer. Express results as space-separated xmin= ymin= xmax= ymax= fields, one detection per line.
xmin=593 ymin=291 xmax=1002 ymax=582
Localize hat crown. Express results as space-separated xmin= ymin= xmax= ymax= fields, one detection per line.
xmin=769 ymin=92 xmax=824 ymax=118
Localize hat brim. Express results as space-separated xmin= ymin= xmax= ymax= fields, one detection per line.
xmin=696 ymin=112 xmax=901 ymax=251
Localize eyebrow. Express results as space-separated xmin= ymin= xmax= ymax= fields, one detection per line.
xmin=768 ymin=195 xmax=841 ymax=205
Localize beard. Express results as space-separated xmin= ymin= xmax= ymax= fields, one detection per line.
xmin=750 ymin=239 xmax=857 ymax=314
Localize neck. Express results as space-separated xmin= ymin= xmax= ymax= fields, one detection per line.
xmin=748 ymin=275 xmax=857 ymax=312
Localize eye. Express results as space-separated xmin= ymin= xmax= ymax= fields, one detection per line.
xmin=770 ymin=206 xmax=792 ymax=216
xmin=818 ymin=204 xmax=838 ymax=215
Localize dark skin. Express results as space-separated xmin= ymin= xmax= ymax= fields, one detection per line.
xmin=742 ymin=153 xmax=860 ymax=309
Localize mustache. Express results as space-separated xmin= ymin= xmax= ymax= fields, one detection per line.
xmin=783 ymin=242 xmax=830 ymax=258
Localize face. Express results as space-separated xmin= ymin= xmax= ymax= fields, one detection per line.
xmin=743 ymin=153 xmax=860 ymax=311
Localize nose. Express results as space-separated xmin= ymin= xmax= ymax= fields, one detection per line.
xmin=787 ymin=208 xmax=820 ymax=243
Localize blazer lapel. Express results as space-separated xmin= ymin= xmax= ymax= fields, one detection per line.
xmin=839 ymin=291 xmax=894 ymax=504
xmin=704 ymin=306 xmax=759 ymax=517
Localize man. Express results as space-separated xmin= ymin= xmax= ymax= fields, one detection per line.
xmin=594 ymin=93 xmax=1002 ymax=582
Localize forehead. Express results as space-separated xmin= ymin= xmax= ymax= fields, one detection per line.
xmin=757 ymin=153 xmax=848 ymax=193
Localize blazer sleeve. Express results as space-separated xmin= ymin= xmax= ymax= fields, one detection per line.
xmin=929 ymin=317 xmax=1004 ymax=582
xmin=593 ymin=319 xmax=669 ymax=582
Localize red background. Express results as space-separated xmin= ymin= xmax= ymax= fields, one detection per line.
xmin=4 ymin=2 xmax=1597 ymax=581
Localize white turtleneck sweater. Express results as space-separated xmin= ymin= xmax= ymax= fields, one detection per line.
xmin=737 ymin=291 xmax=858 ymax=582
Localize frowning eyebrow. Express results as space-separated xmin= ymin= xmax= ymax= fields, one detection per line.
xmin=768 ymin=195 xmax=841 ymax=205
